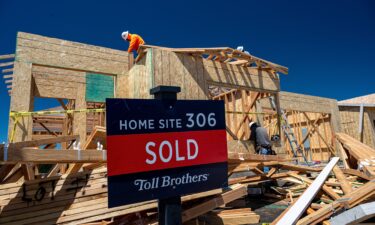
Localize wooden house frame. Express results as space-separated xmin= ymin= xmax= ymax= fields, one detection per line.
xmin=6 ymin=32 xmax=287 ymax=144
xmin=0 ymin=32 xmax=288 ymax=182
xmin=1 ymin=32 xmax=343 ymax=182
xmin=214 ymin=90 xmax=341 ymax=161
xmin=3 ymin=32 xmax=371 ymax=225
xmin=339 ymin=105 xmax=375 ymax=149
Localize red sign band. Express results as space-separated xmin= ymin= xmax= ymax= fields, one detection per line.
xmin=107 ymin=129 xmax=227 ymax=176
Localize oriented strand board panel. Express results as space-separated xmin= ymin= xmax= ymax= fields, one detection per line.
xmin=116 ymin=74 xmax=128 ymax=98
xmin=260 ymin=91 xmax=341 ymax=132
xmin=277 ymin=92 xmax=337 ymax=114
xmin=32 ymin=65 xmax=85 ymax=99
xmin=86 ymin=73 xmax=114 ymax=102
xmin=339 ymin=106 xmax=375 ymax=148
xmin=16 ymin=32 xmax=130 ymax=75
xmin=8 ymin=61 xmax=34 ymax=142
xmin=127 ymin=48 xmax=281 ymax=100
xmin=152 ymin=49 xmax=209 ymax=99
xmin=126 ymin=50 xmax=152 ymax=99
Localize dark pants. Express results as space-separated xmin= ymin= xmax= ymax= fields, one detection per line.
xmin=259 ymin=147 xmax=271 ymax=173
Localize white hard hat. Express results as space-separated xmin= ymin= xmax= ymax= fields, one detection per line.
xmin=236 ymin=46 xmax=244 ymax=52
xmin=249 ymin=122 xmax=256 ymax=128
xmin=121 ymin=31 xmax=129 ymax=40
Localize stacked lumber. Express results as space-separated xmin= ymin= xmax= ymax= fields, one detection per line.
xmin=0 ymin=167 xmax=225 ymax=225
xmin=336 ymin=132 xmax=375 ymax=177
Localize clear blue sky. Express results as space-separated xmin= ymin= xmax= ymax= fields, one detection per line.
xmin=0 ymin=0 xmax=374 ymax=142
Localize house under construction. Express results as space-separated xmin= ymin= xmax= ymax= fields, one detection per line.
xmin=0 ymin=32 xmax=374 ymax=225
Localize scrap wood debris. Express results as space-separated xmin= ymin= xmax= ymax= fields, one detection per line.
xmin=0 ymin=128 xmax=374 ymax=224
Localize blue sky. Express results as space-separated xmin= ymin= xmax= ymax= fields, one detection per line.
xmin=0 ymin=0 xmax=374 ymax=142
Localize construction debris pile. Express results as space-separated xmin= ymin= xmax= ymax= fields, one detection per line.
xmin=0 ymin=129 xmax=374 ymax=224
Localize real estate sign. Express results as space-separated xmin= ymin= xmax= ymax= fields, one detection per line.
xmin=106 ymin=99 xmax=228 ymax=207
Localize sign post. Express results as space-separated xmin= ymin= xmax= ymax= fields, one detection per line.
xmin=150 ymin=86 xmax=183 ymax=225
xmin=106 ymin=85 xmax=228 ymax=224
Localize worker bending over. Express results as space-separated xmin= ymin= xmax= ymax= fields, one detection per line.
xmin=249 ymin=121 xmax=276 ymax=173
xmin=121 ymin=31 xmax=145 ymax=53
xmin=249 ymin=122 xmax=275 ymax=155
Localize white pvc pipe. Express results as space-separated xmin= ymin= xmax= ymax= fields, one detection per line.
xmin=358 ymin=103 xmax=364 ymax=135
xmin=276 ymin=157 xmax=340 ymax=225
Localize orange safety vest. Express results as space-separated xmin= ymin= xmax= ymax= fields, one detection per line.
xmin=127 ymin=33 xmax=145 ymax=53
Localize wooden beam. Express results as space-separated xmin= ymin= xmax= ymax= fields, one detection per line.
xmin=337 ymin=141 xmax=350 ymax=169
xmin=67 ymin=126 xmax=106 ymax=174
xmin=3 ymin=74 xmax=13 ymax=79
xmin=3 ymin=165 xmax=23 ymax=183
xmin=229 ymin=171 xmax=294 ymax=185
xmin=234 ymin=92 xmax=260 ymax=136
xmin=2 ymin=68 xmax=13 ymax=73
xmin=228 ymin=161 xmax=279 ymax=174
xmin=336 ymin=132 xmax=375 ymax=161
xmin=8 ymin=135 xmax=79 ymax=150
xmin=279 ymin=163 xmax=322 ymax=172
xmin=0 ymin=54 xmax=15 ymax=60
xmin=181 ymin=184 xmax=248 ymax=223
xmin=0 ymin=62 xmax=14 ymax=67
xmin=275 ymin=157 xmax=339 ymax=225
xmin=204 ymin=61 xmax=280 ymax=92
xmin=302 ymin=112 xmax=336 ymax=155
xmin=57 ymin=99 xmax=68 ymax=110
xmin=297 ymin=113 xmax=325 ymax=149
xmin=332 ymin=166 xmax=352 ymax=195
xmin=228 ymin=152 xmax=289 ymax=163
xmin=297 ymin=178 xmax=375 ymax=225
xmin=342 ymin=169 xmax=372 ymax=181
xmin=198 ymin=208 xmax=260 ymax=224
xmin=1 ymin=163 xmax=22 ymax=182
xmin=46 ymin=164 xmax=61 ymax=177
xmin=21 ymin=164 xmax=35 ymax=181
xmin=0 ymin=148 xmax=107 ymax=163
xmin=288 ymin=172 xmax=341 ymax=200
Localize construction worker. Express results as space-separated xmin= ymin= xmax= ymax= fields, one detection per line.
xmin=121 ymin=31 xmax=145 ymax=53
xmin=249 ymin=121 xmax=276 ymax=172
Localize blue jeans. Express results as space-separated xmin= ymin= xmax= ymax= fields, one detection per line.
xmin=259 ymin=147 xmax=270 ymax=173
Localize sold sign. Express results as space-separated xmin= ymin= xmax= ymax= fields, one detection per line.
xmin=106 ymin=99 xmax=228 ymax=207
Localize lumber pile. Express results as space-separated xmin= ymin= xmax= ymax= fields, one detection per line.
xmin=1 ymin=131 xmax=375 ymax=224
xmin=336 ymin=132 xmax=375 ymax=177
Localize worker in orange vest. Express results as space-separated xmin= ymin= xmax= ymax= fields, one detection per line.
xmin=121 ymin=31 xmax=145 ymax=53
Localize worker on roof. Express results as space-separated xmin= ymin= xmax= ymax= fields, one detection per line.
xmin=121 ymin=31 xmax=145 ymax=53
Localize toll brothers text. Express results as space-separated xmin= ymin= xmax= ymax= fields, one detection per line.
xmin=134 ymin=172 xmax=209 ymax=191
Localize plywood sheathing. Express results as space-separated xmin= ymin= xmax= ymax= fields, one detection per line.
xmin=16 ymin=32 xmax=130 ymax=75
xmin=260 ymin=92 xmax=341 ymax=132
xmin=138 ymin=45 xmax=289 ymax=74
xmin=32 ymin=65 xmax=86 ymax=99
xmin=339 ymin=106 xmax=375 ymax=148
xmin=9 ymin=32 xmax=132 ymax=146
xmin=8 ymin=61 xmax=33 ymax=142
xmin=126 ymin=48 xmax=282 ymax=100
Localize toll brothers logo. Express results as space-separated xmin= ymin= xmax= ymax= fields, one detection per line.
xmin=134 ymin=172 xmax=209 ymax=191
